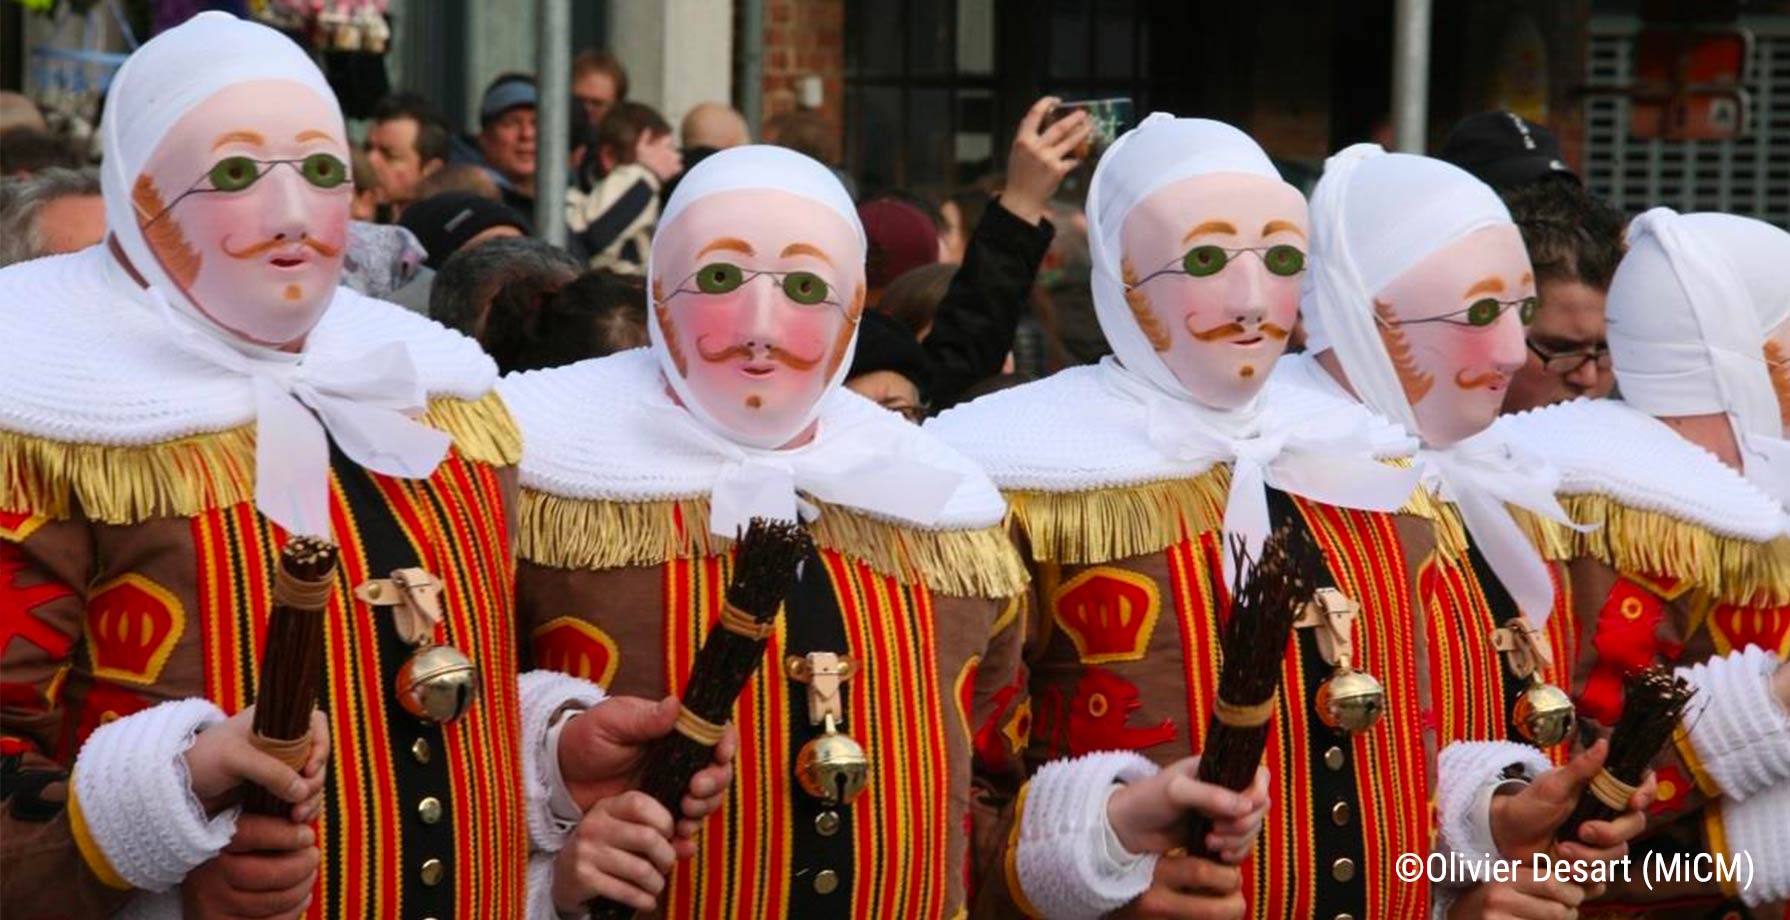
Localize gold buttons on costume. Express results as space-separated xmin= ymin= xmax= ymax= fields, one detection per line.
xmin=813 ymin=869 xmax=840 ymax=894
xmin=1330 ymin=801 xmax=1352 ymax=826
xmin=418 ymin=796 xmax=443 ymax=825
xmin=1335 ymin=914 xmax=1355 ymax=920
xmin=420 ymin=858 xmax=445 ymax=887
xmin=411 ymin=738 xmax=433 ymax=764
xmin=1331 ymin=857 xmax=1356 ymax=882
xmin=815 ymin=811 xmax=841 ymax=836
xmin=1323 ymin=746 xmax=1345 ymax=771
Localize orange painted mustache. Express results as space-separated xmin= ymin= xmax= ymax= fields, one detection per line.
xmin=1454 ymin=369 xmax=1509 ymax=390
xmin=222 ymin=235 xmax=342 ymax=260
xmin=1190 ymin=321 xmax=1292 ymax=342
xmin=696 ymin=339 xmax=824 ymax=371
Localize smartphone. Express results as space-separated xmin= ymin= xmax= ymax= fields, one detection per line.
xmin=1042 ymin=97 xmax=1135 ymax=161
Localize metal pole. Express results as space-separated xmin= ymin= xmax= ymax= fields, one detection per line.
xmin=535 ymin=0 xmax=570 ymax=246
xmin=740 ymin=0 xmax=765 ymax=138
xmin=1391 ymin=0 xmax=1431 ymax=153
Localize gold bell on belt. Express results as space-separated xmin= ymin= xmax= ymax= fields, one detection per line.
xmin=787 ymin=652 xmax=870 ymax=805
xmin=1298 ymin=588 xmax=1385 ymax=734
xmin=1316 ymin=666 xmax=1387 ymax=734
xmin=1493 ymin=617 xmax=1574 ymax=747
xmin=356 ymin=568 xmax=482 ymax=725
xmin=796 ymin=713 xmax=871 ymax=805
xmin=396 ymin=644 xmax=482 ymax=723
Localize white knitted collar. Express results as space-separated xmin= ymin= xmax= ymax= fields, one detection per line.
xmin=498 ymin=348 xmax=1008 ymax=531
xmin=1493 ymin=398 xmax=1789 ymax=542
xmin=927 ymin=356 xmax=1417 ymax=494
xmin=0 ymin=246 xmax=498 ymax=446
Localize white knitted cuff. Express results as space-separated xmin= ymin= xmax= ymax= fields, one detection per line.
xmin=519 ymin=669 xmax=606 ymax=853
xmin=71 ymin=698 xmax=238 ymax=892
xmin=1717 ymin=781 xmax=1790 ymax=906
xmin=1016 ymin=751 xmax=1161 ymax=920
xmin=1678 ymin=646 xmax=1790 ymax=801
xmin=1435 ymin=740 xmax=1550 ymax=864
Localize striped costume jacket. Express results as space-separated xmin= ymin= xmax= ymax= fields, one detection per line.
xmin=0 ymin=249 xmax=542 ymax=919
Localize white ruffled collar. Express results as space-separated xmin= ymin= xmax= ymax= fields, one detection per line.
xmin=1493 ymin=397 xmax=1789 ymax=541
xmin=0 ymin=245 xmax=499 ymax=447
xmin=930 ymin=356 xmax=1416 ymax=494
xmin=498 ymin=348 xmax=1008 ymax=532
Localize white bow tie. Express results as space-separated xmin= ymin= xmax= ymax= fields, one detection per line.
xmin=153 ymin=289 xmax=451 ymax=537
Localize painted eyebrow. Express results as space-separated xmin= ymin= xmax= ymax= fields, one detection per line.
xmin=211 ymin=130 xmax=267 ymax=151
xmin=1462 ymin=276 xmax=1506 ymax=299
xmin=698 ymin=237 xmax=756 ymax=258
xmin=1261 ymin=220 xmax=1306 ymax=239
xmin=1181 ymin=220 xmax=1239 ymax=243
xmin=780 ymin=242 xmax=834 ymax=265
xmin=296 ymin=130 xmax=335 ymax=144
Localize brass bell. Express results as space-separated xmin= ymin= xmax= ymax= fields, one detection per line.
xmin=1316 ymin=666 xmax=1385 ymax=734
xmin=396 ymin=644 xmax=481 ymax=724
xmin=795 ymin=714 xmax=870 ymax=805
xmin=1512 ymin=678 xmax=1575 ymax=747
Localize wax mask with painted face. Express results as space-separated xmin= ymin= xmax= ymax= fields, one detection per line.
xmin=1767 ymin=316 xmax=1790 ymax=436
xmin=132 ymin=80 xmax=351 ymax=347
xmin=651 ymin=188 xmax=866 ymax=448
xmin=1371 ymin=223 xmax=1534 ymax=447
xmin=1119 ymin=173 xmax=1308 ymax=409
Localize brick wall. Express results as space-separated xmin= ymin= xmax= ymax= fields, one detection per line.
xmin=760 ymin=0 xmax=846 ymax=154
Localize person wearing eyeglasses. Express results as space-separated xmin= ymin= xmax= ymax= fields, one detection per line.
xmin=1271 ymin=144 xmax=1657 ymax=920
xmin=1493 ymin=209 xmax=1790 ymax=916
xmin=1500 ymin=179 xmax=1626 ymax=414
xmin=930 ymin=116 xmax=1591 ymax=920
xmin=0 ymin=16 xmax=737 ymax=919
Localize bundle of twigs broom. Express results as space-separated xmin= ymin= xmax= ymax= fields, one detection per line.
xmin=1557 ymin=665 xmax=1694 ymax=843
xmin=590 ymin=518 xmax=813 ymax=920
xmin=1186 ymin=525 xmax=1321 ymax=857
xmin=244 ymin=536 xmax=339 ymax=816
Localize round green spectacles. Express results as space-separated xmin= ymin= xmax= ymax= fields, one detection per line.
xmin=1127 ymin=244 xmax=1306 ymax=289
xmin=140 ymin=152 xmax=352 ymax=227
xmin=676 ymin=261 xmax=840 ymax=309
xmin=1389 ymin=296 xmax=1539 ymax=329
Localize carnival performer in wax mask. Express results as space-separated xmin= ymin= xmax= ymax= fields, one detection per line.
xmin=1492 ymin=210 xmax=1790 ymax=914
xmin=500 ymin=144 xmax=1245 ymax=920
xmin=929 ymin=113 xmax=1648 ymax=920
xmin=1270 ymin=144 xmax=1657 ymax=919
xmin=0 ymin=13 xmax=733 ymax=920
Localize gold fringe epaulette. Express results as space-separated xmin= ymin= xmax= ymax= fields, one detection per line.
xmin=1005 ymin=468 xmax=1231 ymax=565
xmin=1553 ymin=494 xmax=1790 ymax=607
xmin=1 ymin=391 xmax=522 ymax=525
xmin=516 ymin=489 xmax=1029 ymax=600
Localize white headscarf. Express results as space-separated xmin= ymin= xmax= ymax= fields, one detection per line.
xmin=642 ymin=145 xmax=968 ymax=537
xmin=1085 ymin=117 xmax=1419 ymax=586
xmin=1302 ymin=143 xmax=1582 ymax=627
xmin=1609 ymin=209 xmax=1790 ymax=504
xmin=100 ymin=12 xmax=449 ymax=538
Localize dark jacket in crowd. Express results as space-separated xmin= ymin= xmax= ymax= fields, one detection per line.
xmin=922 ymin=198 xmax=1054 ymax=410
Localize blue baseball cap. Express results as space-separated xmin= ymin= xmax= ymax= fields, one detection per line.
xmin=480 ymin=76 xmax=537 ymax=124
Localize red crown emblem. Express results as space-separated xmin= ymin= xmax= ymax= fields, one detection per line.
xmin=532 ymin=617 xmax=620 ymax=688
xmin=1051 ymin=567 xmax=1162 ymax=664
xmin=86 ymin=575 xmax=184 ymax=685
xmin=1705 ymin=602 xmax=1790 ymax=658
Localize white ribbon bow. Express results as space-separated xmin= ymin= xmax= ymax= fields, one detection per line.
xmin=1419 ymin=433 xmax=1591 ymax=628
xmin=1110 ymin=363 xmax=1420 ymax=588
xmin=650 ymin=403 xmax=966 ymax=539
xmin=153 ymin=289 xmax=452 ymax=537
